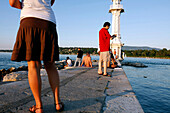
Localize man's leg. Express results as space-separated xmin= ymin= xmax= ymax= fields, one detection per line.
xmin=74 ymin=58 xmax=78 ymax=67
xmin=103 ymin=61 xmax=107 ymax=75
xmin=78 ymin=58 xmax=81 ymax=67
xmin=103 ymin=51 xmax=110 ymax=76
xmin=98 ymin=60 xmax=103 ymax=74
xmin=98 ymin=53 xmax=103 ymax=74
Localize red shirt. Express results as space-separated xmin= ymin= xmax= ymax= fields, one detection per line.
xmin=99 ymin=28 xmax=111 ymax=52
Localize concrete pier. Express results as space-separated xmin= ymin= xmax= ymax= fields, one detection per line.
xmin=0 ymin=64 xmax=144 ymax=113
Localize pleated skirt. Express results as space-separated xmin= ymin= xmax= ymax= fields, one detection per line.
xmin=11 ymin=17 xmax=59 ymax=62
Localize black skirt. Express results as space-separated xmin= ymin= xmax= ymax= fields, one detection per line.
xmin=11 ymin=17 xmax=59 ymax=62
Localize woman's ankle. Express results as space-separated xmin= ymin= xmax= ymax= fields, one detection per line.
xmin=36 ymin=103 xmax=43 ymax=109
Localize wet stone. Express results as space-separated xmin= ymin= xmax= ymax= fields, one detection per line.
xmin=7 ymin=67 xmax=17 ymax=73
xmin=17 ymin=66 xmax=28 ymax=71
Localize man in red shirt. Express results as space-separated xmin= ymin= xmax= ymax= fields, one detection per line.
xmin=98 ymin=22 xmax=116 ymax=76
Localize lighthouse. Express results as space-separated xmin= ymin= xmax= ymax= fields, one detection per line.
xmin=109 ymin=0 xmax=124 ymax=60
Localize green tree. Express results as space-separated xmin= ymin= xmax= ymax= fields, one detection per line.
xmin=149 ymin=49 xmax=156 ymax=57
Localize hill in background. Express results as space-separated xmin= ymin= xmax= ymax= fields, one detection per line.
xmin=122 ymin=46 xmax=161 ymax=51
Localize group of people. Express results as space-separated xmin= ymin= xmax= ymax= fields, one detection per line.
xmin=65 ymin=48 xmax=93 ymax=68
xmin=9 ymin=0 xmax=117 ymax=112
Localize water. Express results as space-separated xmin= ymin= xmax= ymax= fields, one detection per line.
xmin=122 ymin=57 xmax=170 ymax=113
xmin=0 ymin=52 xmax=99 ymax=69
xmin=0 ymin=52 xmax=27 ymax=70
xmin=0 ymin=53 xmax=170 ymax=113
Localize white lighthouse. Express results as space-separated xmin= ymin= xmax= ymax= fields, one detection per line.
xmin=109 ymin=0 xmax=124 ymax=60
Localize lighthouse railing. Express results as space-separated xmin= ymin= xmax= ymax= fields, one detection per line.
xmin=110 ymin=4 xmax=123 ymax=10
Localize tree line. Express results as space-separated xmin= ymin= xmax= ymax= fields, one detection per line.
xmin=0 ymin=48 xmax=98 ymax=54
xmin=1 ymin=48 xmax=170 ymax=58
xmin=123 ymin=48 xmax=170 ymax=58
xmin=59 ymin=47 xmax=98 ymax=55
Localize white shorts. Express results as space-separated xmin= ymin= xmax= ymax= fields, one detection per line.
xmin=99 ymin=51 xmax=110 ymax=62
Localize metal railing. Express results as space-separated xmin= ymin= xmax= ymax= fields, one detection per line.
xmin=110 ymin=4 xmax=123 ymax=9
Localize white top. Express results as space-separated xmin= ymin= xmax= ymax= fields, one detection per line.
xmin=67 ymin=59 xmax=72 ymax=66
xmin=20 ymin=0 xmax=56 ymax=24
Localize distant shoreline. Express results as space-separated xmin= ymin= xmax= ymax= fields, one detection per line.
xmin=0 ymin=51 xmax=99 ymax=56
xmin=0 ymin=51 xmax=169 ymax=59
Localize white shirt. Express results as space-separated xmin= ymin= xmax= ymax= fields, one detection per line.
xmin=20 ymin=0 xmax=56 ymax=24
xmin=67 ymin=59 xmax=72 ymax=66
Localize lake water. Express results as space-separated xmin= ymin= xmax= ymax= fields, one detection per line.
xmin=0 ymin=53 xmax=99 ymax=69
xmin=122 ymin=57 xmax=170 ymax=113
xmin=0 ymin=52 xmax=170 ymax=113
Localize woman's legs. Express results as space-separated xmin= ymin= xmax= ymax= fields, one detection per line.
xmin=44 ymin=61 xmax=61 ymax=110
xmin=27 ymin=61 xmax=42 ymax=112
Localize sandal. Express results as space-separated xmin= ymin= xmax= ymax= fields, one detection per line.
xmin=103 ymin=73 xmax=112 ymax=77
xmin=29 ymin=105 xmax=43 ymax=113
xmin=55 ymin=102 xmax=64 ymax=112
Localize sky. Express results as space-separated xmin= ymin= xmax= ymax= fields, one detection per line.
xmin=0 ymin=0 xmax=170 ymax=49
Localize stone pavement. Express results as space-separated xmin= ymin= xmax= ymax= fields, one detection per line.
xmin=0 ymin=65 xmax=144 ymax=113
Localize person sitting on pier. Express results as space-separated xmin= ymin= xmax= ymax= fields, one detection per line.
xmin=65 ymin=57 xmax=72 ymax=67
xmin=110 ymin=52 xmax=118 ymax=68
xmin=81 ymin=52 xmax=92 ymax=68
